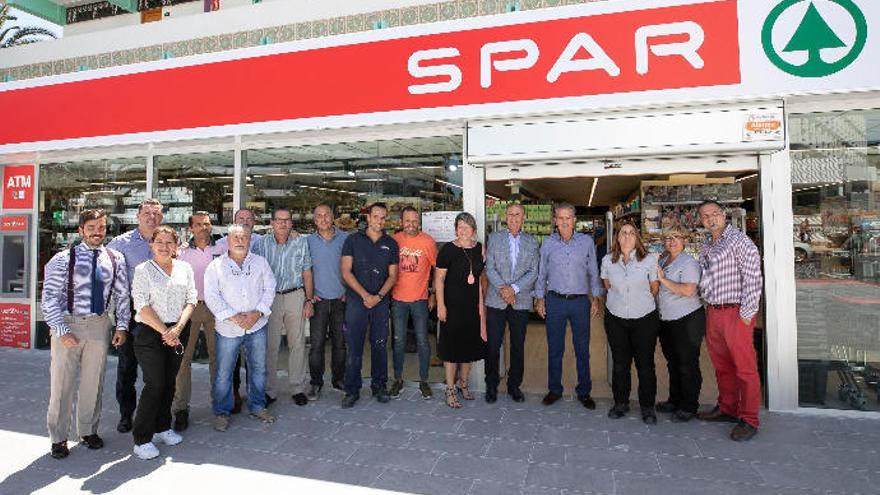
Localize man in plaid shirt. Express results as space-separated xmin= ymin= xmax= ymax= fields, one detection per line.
xmin=696 ymin=200 xmax=763 ymax=442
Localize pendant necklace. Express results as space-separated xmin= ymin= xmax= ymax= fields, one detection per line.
xmin=460 ymin=242 xmax=475 ymax=285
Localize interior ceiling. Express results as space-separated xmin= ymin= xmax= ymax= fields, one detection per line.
xmin=487 ymin=173 xmax=759 ymax=207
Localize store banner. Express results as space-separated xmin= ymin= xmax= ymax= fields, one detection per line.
xmin=0 ymin=0 xmax=878 ymax=150
xmin=0 ymin=303 xmax=31 ymax=349
xmin=0 ymin=216 xmax=28 ymax=231
xmin=2 ymin=165 xmax=34 ymax=209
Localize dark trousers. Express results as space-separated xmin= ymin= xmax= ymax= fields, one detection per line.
xmin=545 ymin=294 xmax=592 ymax=397
xmin=605 ymin=309 xmax=660 ymax=409
xmin=131 ymin=322 xmax=189 ymax=446
xmin=116 ymin=331 xmax=139 ymax=420
xmin=343 ymin=299 xmax=389 ymax=396
xmin=309 ymin=298 xmax=346 ymax=387
xmin=485 ymin=305 xmax=529 ymax=392
xmin=658 ymin=307 xmax=705 ymax=414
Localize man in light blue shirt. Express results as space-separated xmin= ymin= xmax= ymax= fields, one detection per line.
xmin=252 ymin=207 xmax=314 ymax=406
xmin=306 ymin=204 xmax=349 ymax=400
xmin=107 ymin=198 xmax=163 ymax=434
xmin=533 ymin=203 xmax=604 ymax=408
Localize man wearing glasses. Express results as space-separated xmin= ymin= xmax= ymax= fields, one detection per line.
xmin=252 ymin=207 xmax=315 ymax=407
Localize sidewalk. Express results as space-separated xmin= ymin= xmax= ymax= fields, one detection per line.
xmin=0 ymin=347 xmax=878 ymax=495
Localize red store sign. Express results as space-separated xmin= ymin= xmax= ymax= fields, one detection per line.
xmin=0 ymin=216 xmax=28 ymax=231
xmin=0 ymin=0 xmax=739 ymax=147
xmin=0 ymin=303 xmax=31 ymax=349
xmin=2 ymin=165 xmax=34 ymax=209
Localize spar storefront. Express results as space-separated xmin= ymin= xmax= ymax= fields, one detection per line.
xmin=1 ymin=0 xmax=878 ymax=415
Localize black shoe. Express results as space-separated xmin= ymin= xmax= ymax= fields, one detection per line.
xmin=577 ymin=395 xmax=596 ymax=410
xmin=698 ymin=405 xmax=739 ymax=423
xmin=116 ymin=416 xmax=132 ymax=433
xmin=372 ymin=386 xmax=390 ymax=403
xmin=292 ymin=393 xmax=308 ymax=406
xmin=80 ymin=434 xmax=104 ymax=450
xmin=671 ymin=410 xmax=696 ymax=423
xmin=730 ymin=420 xmax=758 ymax=441
xmin=341 ymin=394 xmax=359 ymax=409
xmin=265 ymin=394 xmax=277 ymax=407
xmin=232 ymin=392 xmax=243 ymax=414
xmin=331 ymin=379 xmax=345 ymax=392
xmin=509 ymin=388 xmax=525 ymax=403
xmin=641 ymin=409 xmax=658 ymax=425
xmin=542 ymin=392 xmax=562 ymax=406
xmin=608 ymin=403 xmax=630 ymax=419
xmin=389 ymin=379 xmax=404 ymax=399
xmin=655 ymin=401 xmax=677 ymax=413
xmin=173 ymin=409 xmax=189 ymax=432
xmin=485 ymin=388 xmax=497 ymax=404
xmin=50 ymin=441 xmax=69 ymax=459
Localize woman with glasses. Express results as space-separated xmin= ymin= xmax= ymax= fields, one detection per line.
xmin=600 ymin=222 xmax=661 ymax=424
xmin=130 ymin=226 xmax=197 ymax=459
xmin=655 ymin=226 xmax=705 ymax=422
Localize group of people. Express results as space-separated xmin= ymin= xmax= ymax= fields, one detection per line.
xmin=41 ymin=196 xmax=763 ymax=463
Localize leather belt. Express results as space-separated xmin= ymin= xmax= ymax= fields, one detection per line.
xmin=548 ymin=290 xmax=587 ymax=300
xmin=707 ymin=303 xmax=739 ymax=309
xmin=276 ymin=287 xmax=303 ymax=295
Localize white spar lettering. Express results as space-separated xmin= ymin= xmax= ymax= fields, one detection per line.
xmin=407 ymin=21 xmax=707 ymax=95
xmin=635 ymin=21 xmax=704 ymax=75
xmin=6 ymin=175 xmax=31 ymax=188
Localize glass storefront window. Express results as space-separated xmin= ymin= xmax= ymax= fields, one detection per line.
xmin=791 ymin=109 xmax=880 ymax=411
xmin=245 ymin=136 xmax=463 ymax=234
xmin=38 ymin=157 xmax=147 ymax=295
xmin=155 ymin=151 xmax=235 ymax=239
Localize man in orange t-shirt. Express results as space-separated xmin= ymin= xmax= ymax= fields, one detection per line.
xmin=390 ymin=206 xmax=438 ymax=400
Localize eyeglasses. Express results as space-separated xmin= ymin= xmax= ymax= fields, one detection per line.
xmin=272 ymin=218 xmax=293 ymax=223
xmin=663 ymin=236 xmax=685 ymax=242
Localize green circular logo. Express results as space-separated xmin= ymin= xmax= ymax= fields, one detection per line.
xmin=762 ymin=0 xmax=867 ymax=77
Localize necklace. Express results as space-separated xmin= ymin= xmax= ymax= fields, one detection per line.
xmin=459 ymin=243 xmax=475 ymax=285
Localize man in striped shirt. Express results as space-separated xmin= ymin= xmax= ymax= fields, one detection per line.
xmin=41 ymin=209 xmax=130 ymax=459
xmin=696 ymin=200 xmax=763 ymax=442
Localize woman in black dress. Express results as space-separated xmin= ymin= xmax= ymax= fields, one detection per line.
xmin=434 ymin=212 xmax=487 ymax=408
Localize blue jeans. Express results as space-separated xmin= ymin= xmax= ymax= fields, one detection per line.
xmin=391 ymin=299 xmax=430 ymax=382
xmin=213 ymin=325 xmax=268 ymax=416
xmin=343 ymin=299 xmax=389 ymax=396
xmin=545 ymin=294 xmax=592 ymax=397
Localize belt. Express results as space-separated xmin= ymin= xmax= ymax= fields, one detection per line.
xmin=707 ymin=303 xmax=739 ymax=309
xmin=547 ymin=290 xmax=587 ymax=300
xmin=276 ymin=287 xmax=303 ymax=295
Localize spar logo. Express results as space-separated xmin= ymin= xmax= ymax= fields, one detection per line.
xmin=762 ymin=0 xmax=867 ymax=77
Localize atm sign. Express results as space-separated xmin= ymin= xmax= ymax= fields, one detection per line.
xmin=2 ymin=165 xmax=34 ymax=209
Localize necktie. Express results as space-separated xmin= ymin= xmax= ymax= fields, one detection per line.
xmin=90 ymin=250 xmax=105 ymax=315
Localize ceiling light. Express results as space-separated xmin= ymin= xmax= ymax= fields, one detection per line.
xmin=588 ymin=178 xmax=599 ymax=207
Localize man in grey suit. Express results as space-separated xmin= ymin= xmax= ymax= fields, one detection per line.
xmin=484 ymin=203 xmax=540 ymax=403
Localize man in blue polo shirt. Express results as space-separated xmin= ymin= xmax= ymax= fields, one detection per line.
xmin=340 ymin=203 xmax=399 ymax=408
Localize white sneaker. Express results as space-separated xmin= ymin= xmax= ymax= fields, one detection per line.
xmin=133 ymin=442 xmax=160 ymax=460
xmin=153 ymin=429 xmax=183 ymax=446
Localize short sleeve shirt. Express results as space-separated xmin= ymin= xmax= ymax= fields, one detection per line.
xmin=657 ymin=253 xmax=702 ymax=321
xmin=391 ymin=231 xmax=437 ymax=302
xmin=341 ymin=231 xmax=399 ymax=303
xmin=601 ymin=251 xmax=659 ymax=319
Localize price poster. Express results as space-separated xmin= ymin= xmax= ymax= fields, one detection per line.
xmin=0 ymin=303 xmax=30 ymax=348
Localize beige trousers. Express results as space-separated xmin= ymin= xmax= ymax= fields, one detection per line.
xmin=172 ymin=301 xmax=216 ymax=413
xmin=266 ymin=290 xmax=307 ymax=397
xmin=46 ymin=314 xmax=110 ymax=444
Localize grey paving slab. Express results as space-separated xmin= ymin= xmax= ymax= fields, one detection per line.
xmin=373 ymin=468 xmax=474 ymax=495
xmin=534 ymin=425 xmax=609 ymax=447
xmin=382 ymin=412 xmax=462 ymax=434
xmin=433 ymin=453 xmax=530 ymax=484
xmin=793 ymin=446 xmax=880 ymax=472
xmin=565 ymin=445 xmax=660 ymax=474
xmin=346 ymin=445 xmax=441 ymax=473
xmin=408 ymin=432 xmax=492 ymax=456
xmin=269 ymin=416 xmax=341 ymax=437
xmin=470 ymin=480 xmax=562 ymax=495
xmin=333 ymin=424 xmax=412 ymax=447
xmin=693 ymin=436 xmax=800 ymax=465
xmin=657 ymin=454 xmax=764 ymax=483
xmin=612 ymin=473 xmax=824 ymax=495
xmin=483 ymin=438 xmax=534 ymax=461
xmin=290 ymin=458 xmax=384 ymax=486
xmin=317 ymin=406 xmax=395 ymax=427
xmin=607 ymin=431 xmax=702 ymax=456
xmin=524 ymin=463 xmax=615 ymax=493
xmin=275 ymin=433 xmax=361 ymax=461
xmin=752 ymin=462 xmax=875 ymax=493
xmin=530 ymin=443 xmax=566 ymax=465
xmin=457 ymin=418 xmax=539 ymax=441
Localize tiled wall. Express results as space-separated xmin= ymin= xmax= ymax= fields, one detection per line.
xmin=2 ymin=0 xmax=592 ymax=83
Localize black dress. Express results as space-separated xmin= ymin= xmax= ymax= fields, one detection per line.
xmin=437 ymin=241 xmax=487 ymax=363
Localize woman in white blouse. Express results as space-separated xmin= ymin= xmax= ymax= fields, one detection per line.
xmin=130 ymin=226 xmax=197 ymax=460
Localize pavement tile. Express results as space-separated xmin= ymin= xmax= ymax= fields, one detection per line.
xmin=752 ymin=463 xmax=875 ymax=493
xmin=483 ymin=438 xmax=534 ymax=461
xmin=373 ymin=468 xmax=474 ymax=495
xmin=607 ymin=432 xmax=701 ymax=456
xmin=535 ymin=425 xmax=609 ymax=448
xmin=333 ymin=424 xmax=412 ymax=447
xmin=530 ymin=443 xmax=566 ymax=465
xmin=613 ymin=473 xmax=821 ymax=495
xmin=458 ymin=419 xmax=539 ymax=441
xmin=346 ymin=445 xmax=441 ymax=473
xmin=470 ymin=479 xmax=563 ymax=495
xmin=269 ymin=417 xmax=340 ymax=438
xmin=290 ymin=458 xmax=383 ymax=486
xmin=693 ymin=437 xmax=800 ymax=464
xmin=503 ymin=410 xmax=571 ymax=427
xmin=814 ymin=430 xmax=880 ymax=451
xmin=382 ymin=412 xmax=462 ymax=434
xmin=565 ymin=445 xmax=660 ymax=474
xmin=525 ymin=463 xmax=615 ymax=492
xmin=408 ymin=432 xmax=492 ymax=456
xmin=433 ymin=453 xmax=530 ymax=484
xmin=275 ymin=434 xmax=360 ymax=461
xmin=657 ymin=455 xmax=763 ymax=483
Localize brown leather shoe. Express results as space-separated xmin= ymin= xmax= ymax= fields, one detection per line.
xmin=730 ymin=420 xmax=758 ymax=441
xmin=697 ymin=406 xmax=739 ymax=423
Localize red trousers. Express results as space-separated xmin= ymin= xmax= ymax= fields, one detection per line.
xmin=705 ymin=306 xmax=761 ymax=428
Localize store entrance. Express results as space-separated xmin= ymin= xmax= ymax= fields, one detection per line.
xmin=484 ymin=166 xmax=763 ymax=404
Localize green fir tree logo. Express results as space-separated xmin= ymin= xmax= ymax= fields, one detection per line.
xmin=762 ymin=0 xmax=867 ymax=77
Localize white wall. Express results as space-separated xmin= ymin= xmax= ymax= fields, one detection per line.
xmin=0 ymin=0 xmax=439 ymax=69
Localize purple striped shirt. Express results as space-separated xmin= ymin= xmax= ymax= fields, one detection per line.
xmin=698 ymin=224 xmax=762 ymax=320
